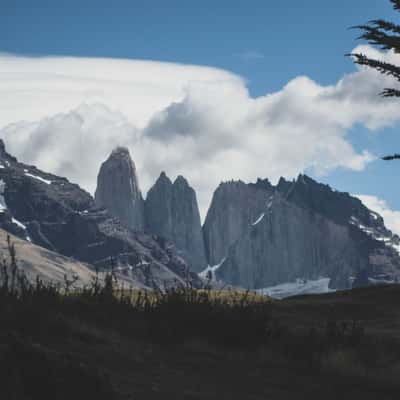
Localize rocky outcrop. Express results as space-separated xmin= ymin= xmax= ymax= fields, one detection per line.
xmin=216 ymin=195 xmax=364 ymax=288
xmin=205 ymin=175 xmax=400 ymax=290
xmin=145 ymin=172 xmax=206 ymax=272
xmin=2 ymin=134 xmax=399 ymax=292
xmin=277 ymin=174 xmax=389 ymax=231
xmin=202 ymin=179 xmax=274 ymax=266
xmin=144 ymin=172 xmax=173 ymax=238
xmin=95 ymin=147 xmax=144 ymax=231
xmin=0 ymin=140 xmax=201 ymax=290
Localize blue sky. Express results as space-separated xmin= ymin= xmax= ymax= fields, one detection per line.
xmin=1 ymin=0 xmax=399 ymax=219
xmin=1 ymin=0 xmax=395 ymax=94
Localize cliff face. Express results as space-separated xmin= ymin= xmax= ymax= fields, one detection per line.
xmin=0 ymin=140 xmax=201 ymax=290
xmin=216 ymin=196 xmax=363 ymax=289
xmin=277 ymin=174 xmax=389 ymax=232
xmin=2 ymin=134 xmax=399 ymax=292
xmin=205 ymin=175 xmax=400 ymax=290
xmin=202 ymin=179 xmax=274 ymax=266
xmin=144 ymin=172 xmax=173 ymax=239
xmin=145 ymin=173 xmax=206 ymax=272
xmin=95 ymin=147 xmax=144 ymax=231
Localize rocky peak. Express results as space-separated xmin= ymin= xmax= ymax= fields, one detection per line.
xmin=95 ymin=147 xmax=144 ymax=231
xmin=278 ymin=174 xmax=386 ymax=232
xmin=145 ymin=172 xmax=173 ymax=239
xmin=0 ymin=144 xmax=201 ymax=290
xmin=276 ymin=176 xmax=294 ymax=194
xmin=172 ymin=175 xmax=193 ymax=199
xmin=157 ymin=171 xmax=173 ymax=186
xmin=109 ymin=146 xmax=131 ymax=160
xmin=205 ymin=174 xmax=400 ymax=291
xmin=251 ymin=177 xmax=274 ymax=192
xmin=174 ymin=175 xmax=189 ymax=187
xmin=145 ymin=172 xmax=206 ymax=272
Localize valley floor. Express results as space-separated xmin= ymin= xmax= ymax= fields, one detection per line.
xmin=1 ymin=283 xmax=400 ymax=399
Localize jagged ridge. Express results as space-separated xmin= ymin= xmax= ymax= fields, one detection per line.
xmin=0 ymin=139 xmax=201 ymax=290
xmin=145 ymin=171 xmax=206 ymax=272
xmin=203 ymin=175 xmax=400 ymax=289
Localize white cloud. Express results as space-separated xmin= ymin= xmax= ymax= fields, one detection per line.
xmin=1 ymin=104 xmax=139 ymax=189
xmin=1 ymin=46 xmax=400 ymax=218
xmin=0 ymin=53 xmax=242 ymax=129
xmin=355 ymin=195 xmax=400 ymax=236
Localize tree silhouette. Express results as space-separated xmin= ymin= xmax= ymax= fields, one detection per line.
xmin=349 ymin=0 xmax=400 ymax=161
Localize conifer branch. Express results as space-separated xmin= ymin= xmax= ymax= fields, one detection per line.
xmin=350 ymin=53 xmax=400 ymax=81
xmin=391 ymin=0 xmax=400 ymax=11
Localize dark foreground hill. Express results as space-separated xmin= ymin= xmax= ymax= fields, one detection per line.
xmin=1 ymin=272 xmax=400 ymax=400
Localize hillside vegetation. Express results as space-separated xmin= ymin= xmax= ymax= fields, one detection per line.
xmin=1 ymin=240 xmax=400 ymax=399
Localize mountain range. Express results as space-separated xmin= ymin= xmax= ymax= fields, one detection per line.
xmin=1 ymin=138 xmax=399 ymax=294
xmin=205 ymin=176 xmax=400 ymax=290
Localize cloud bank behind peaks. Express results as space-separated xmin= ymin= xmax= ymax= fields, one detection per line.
xmin=1 ymin=46 xmax=400 ymax=216
xmin=0 ymin=53 xmax=242 ymax=129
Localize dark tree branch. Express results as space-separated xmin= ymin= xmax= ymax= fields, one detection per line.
xmin=350 ymin=0 xmax=400 ymax=161
xmin=391 ymin=0 xmax=400 ymax=11
xmin=349 ymin=53 xmax=400 ymax=81
xmin=381 ymin=87 xmax=400 ymax=97
xmin=382 ymin=154 xmax=400 ymax=160
xmin=351 ymin=24 xmax=400 ymax=52
xmin=370 ymin=19 xmax=400 ymax=35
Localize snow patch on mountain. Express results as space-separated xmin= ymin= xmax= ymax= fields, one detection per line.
xmin=24 ymin=172 xmax=52 ymax=185
xmin=0 ymin=179 xmax=31 ymax=241
xmin=368 ymin=276 xmax=396 ymax=285
xmin=11 ymin=217 xmax=26 ymax=230
xmin=252 ymin=213 xmax=265 ymax=226
xmin=257 ymin=278 xmax=334 ymax=299
xmin=350 ymin=215 xmax=400 ymax=255
xmin=199 ymin=258 xmax=226 ymax=280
